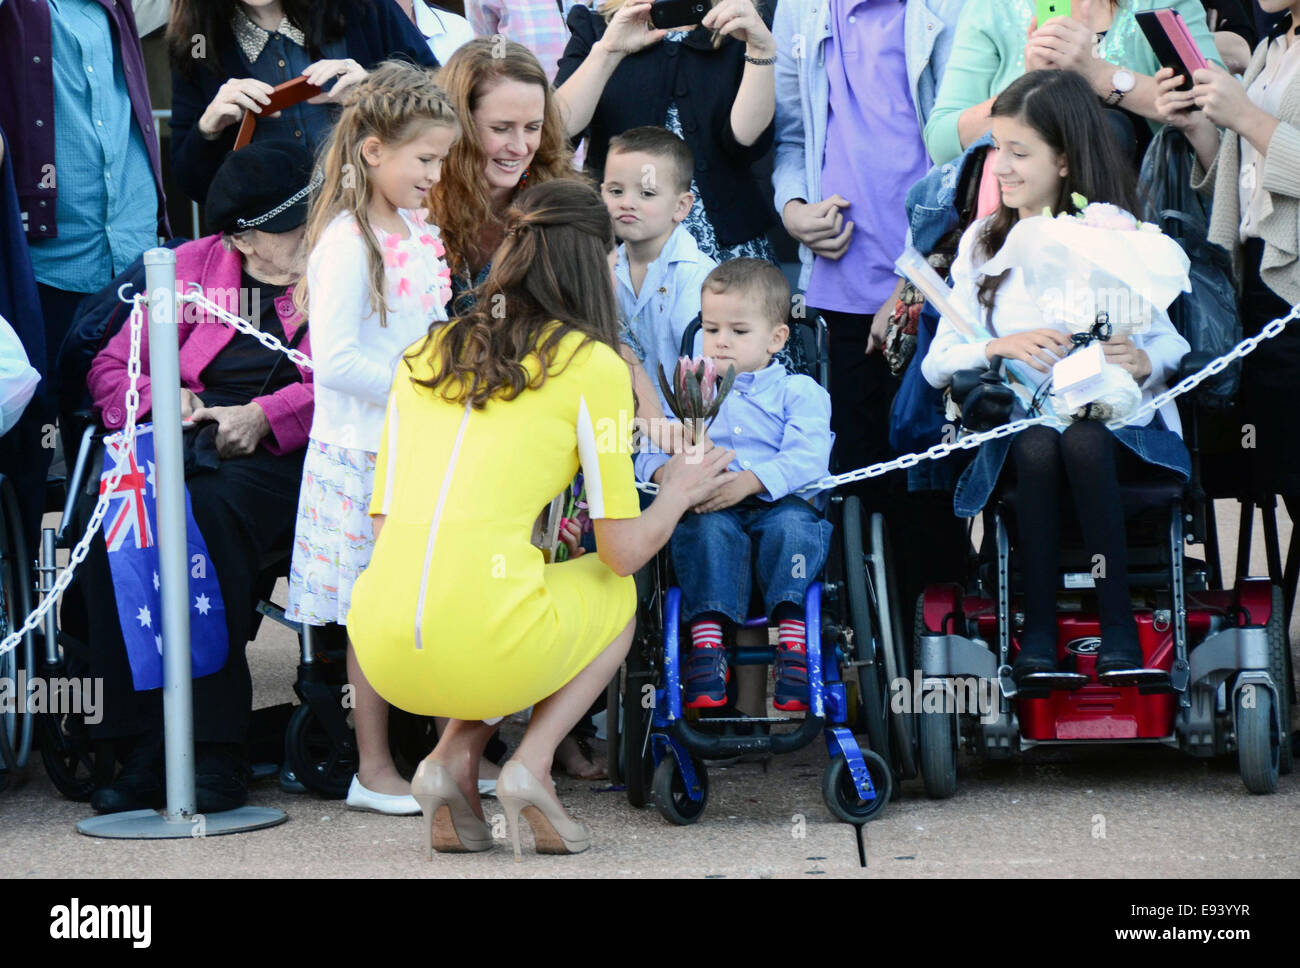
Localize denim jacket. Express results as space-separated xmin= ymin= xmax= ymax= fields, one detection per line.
xmin=905 ymin=133 xmax=994 ymax=256
xmin=772 ymin=0 xmax=965 ymax=291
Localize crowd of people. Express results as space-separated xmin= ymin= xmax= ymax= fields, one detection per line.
xmin=0 ymin=0 xmax=1297 ymax=858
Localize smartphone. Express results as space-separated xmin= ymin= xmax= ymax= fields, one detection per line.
xmin=1136 ymin=8 xmax=1210 ymax=92
xmin=1034 ymin=0 xmax=1070 ymax=27
xmin=232 ymin=75 xmax=324 ymax=150
xmin=648 ymin=0 xmax=709 ymax=30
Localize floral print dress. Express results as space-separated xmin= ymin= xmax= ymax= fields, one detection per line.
xmin=287 ymin=209 xmax=452 ymax=627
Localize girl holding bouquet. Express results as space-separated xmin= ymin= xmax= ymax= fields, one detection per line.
xmin=921 ymin=69 xmax=1192 ymax=690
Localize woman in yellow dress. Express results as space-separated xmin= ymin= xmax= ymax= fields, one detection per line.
xmin=348 ymin=179 xmax=734 ymax=858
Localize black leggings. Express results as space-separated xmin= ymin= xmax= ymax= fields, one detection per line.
xmin=1010 ymin=422 xmax=1150 ymax=660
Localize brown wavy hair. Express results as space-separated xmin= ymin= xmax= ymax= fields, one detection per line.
xmin=405 ymin=179 xmax=619 ymax=408
xmin=294 ymin=61 xmax=459 ymax=329
xmin=427 ymin=38 xmax=577 ymax=280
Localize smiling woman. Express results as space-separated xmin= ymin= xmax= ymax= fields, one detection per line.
xmin=426 ymin=38 xmax=579 ymax=307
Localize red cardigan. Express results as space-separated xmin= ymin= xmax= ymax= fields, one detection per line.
xmin=87 ymin=235 xmax=313 ymax=455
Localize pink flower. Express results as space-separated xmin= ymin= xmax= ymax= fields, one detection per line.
xmin=439 ymin=286 xmax=453 ymax=304
xmin=431 ymin=238 xmax=446 ymax=258
xmin=420 ymin=291 xmax=437 ymax=312
xmin=384 ymin=248 xmax=409 ymax=269
xmin=396 ymin=277 xmax=411 ymax=298
xmin=383 ymin=232 xmax=402 ymax=248
xmin=418 ymin=233 xmax=436 ymax=247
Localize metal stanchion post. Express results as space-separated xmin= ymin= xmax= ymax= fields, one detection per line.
xmin=78 ymin=249 xmax=286 ymax=838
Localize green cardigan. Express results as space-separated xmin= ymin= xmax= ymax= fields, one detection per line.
xmin=923 ymin=0 xmax=1223 ymax=164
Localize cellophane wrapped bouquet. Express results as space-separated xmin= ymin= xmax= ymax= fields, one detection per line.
xmin=978 ymin=195 xmax=1191 ymax=422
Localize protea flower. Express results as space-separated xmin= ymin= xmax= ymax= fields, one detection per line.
xmin=657 ymin=355 xmax=737 ymax=445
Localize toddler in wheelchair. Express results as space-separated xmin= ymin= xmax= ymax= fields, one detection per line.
xmin=637 ymin=259 xmax=833 ymax=711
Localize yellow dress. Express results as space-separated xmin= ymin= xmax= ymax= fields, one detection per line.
xmin=347 ymin=327 xmax=641 ymax=721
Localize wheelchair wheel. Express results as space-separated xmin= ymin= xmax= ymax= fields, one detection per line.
xmin=1236 ymin=684 xmax=1279 ymax=795
xmin=915 ymin=596 xmax=958 ymax=798
xmin=37 ymin=707 xmax=108 ymax=802
xmin=653 ymin=752 xmax=708 ymax=825
xmin=822 ymin=749 xmax=891 ymax=823
xmin=869 ymin=512 xmax=917 ymax=780
xmin=1265 ymin=586 xmax=1293 ymax=776
xmin=621 ymin=638 xmax=657 ymax=808
xmin=285 ymin=702 xmax=357 ymax=799
xmin=0 ymin=475 xmax=35 ymax=774
xmin=842 ymin=497 xmax=889 ymax=764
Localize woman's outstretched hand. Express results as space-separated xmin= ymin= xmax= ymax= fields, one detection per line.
xmin=658 ymin=441 xmax=736 ymax=509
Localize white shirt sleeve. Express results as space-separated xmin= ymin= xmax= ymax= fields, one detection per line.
xmin=307 ymin=219 xmax=398 ymax=408
xmin=921 ymin=223 xmax=994 ymax=389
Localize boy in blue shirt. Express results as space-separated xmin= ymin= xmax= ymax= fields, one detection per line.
xmin=637 ymin=259 xmax=834 ymax=711
xmin=602 ymin=126 xmax=716 ymax=418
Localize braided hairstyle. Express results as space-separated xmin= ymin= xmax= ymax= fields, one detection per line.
xmin=295 ymin=60 xmax=459 ymax=328
xmin=406 ymin=179 xmax=620 ymax=409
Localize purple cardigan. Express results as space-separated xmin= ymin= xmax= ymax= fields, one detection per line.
xmin=87 ymin=235 xmax=314 ymax=456
xmin=0 ymin=0 xmax=167 ymax=242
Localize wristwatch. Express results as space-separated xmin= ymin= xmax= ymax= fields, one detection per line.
xmin=1104 ymin=68 xmax=1135 ymax=107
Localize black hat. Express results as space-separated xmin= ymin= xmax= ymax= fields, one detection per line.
xmin=205 ymin=140 xmax=321 ymax=235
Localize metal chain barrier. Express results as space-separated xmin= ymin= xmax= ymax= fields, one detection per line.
xmin=635 ymin=304 xmax=1300 ymax=495
xmin=3 ymin=290 xmax=1297 ymax=656
xmin=180 ymin=284 xmax=314 ymax=371
xmin=0 ymin=295 xmax=146 ymax=658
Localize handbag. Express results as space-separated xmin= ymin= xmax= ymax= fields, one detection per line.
xmin=1139 ymin=125 xmax=1241 ymax=406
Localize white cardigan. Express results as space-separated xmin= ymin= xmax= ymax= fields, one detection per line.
xmin=921 ymin=218 xmax=1190 ymax=435
xmin=306 ymin=209 xmax=450 ymax=452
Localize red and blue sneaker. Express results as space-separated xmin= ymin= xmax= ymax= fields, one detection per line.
xmin=684 ymin=649 xmax=729 ymax=709
xmin=772 ymin=648 xmax=809 ymax=712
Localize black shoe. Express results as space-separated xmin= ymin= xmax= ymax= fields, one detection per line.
xmin=1010 ymin=653 xmax=1088 ymax=694
xmin=1095 ymin=643 xmax=1170 ymax=688
xmin=90 ymin=730 xmax=164 ymax=814
xmin=195 ymin=743 xmax=249 ymax=813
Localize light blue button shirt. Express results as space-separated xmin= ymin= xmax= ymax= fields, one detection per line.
xmin=615 ymin=223 xmax=716 ymax=410
xmin=635 ymin=361 xmax=835 ymax=506
xmin=28 ymin=0 xmax=158 ymax=293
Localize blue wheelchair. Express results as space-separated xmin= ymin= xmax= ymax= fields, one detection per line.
xmin=613 ymin=315 xmax=917 ymax=825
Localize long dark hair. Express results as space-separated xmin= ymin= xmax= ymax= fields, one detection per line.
xmin=168 ymin=0 xmax=350 ymax=77
xmin=976 ymin=69 xmax=1140 ymax=312
xmin=407 ymin=179 xmax=620 ymax=409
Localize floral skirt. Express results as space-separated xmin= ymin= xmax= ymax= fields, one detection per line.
xmin=286 ymin=439 xmax=378 ymax=627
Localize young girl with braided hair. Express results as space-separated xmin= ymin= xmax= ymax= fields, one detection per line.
xmin=286 ymin=60 xmax=458 ymax=813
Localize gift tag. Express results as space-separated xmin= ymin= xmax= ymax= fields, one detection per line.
xmin=1053 ymin=342 xmax=1106 ymax=410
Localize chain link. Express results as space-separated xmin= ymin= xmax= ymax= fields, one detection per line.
xmin=0 ymin=297 xmax=147 ymax=658
xmin=180 ymin=284 xmax=314 ymax=372
xmin=5 ymin=292 xmax=1298 ymax=652
xmin=636 ymin=305 xmax=1300 ymax=495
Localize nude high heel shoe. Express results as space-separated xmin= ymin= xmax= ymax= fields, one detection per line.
xmin=496 ymin=760 xmax=592 ymax=861
xmin=410 ymin=760 xmax=495 ymax=857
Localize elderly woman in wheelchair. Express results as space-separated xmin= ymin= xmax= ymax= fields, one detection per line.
xmin=73 ymin=142 xmax=316 ymax=814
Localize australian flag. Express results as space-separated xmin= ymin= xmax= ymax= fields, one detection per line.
xmin=100 ymin=424 xmax=227 ymax=691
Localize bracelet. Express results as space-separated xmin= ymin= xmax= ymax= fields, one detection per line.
xmin=744 ymin=52 xmax=776 ymax=65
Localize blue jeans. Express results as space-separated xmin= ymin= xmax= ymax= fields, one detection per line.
xmin=670 ymin=495 xmax=834 ymax=624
